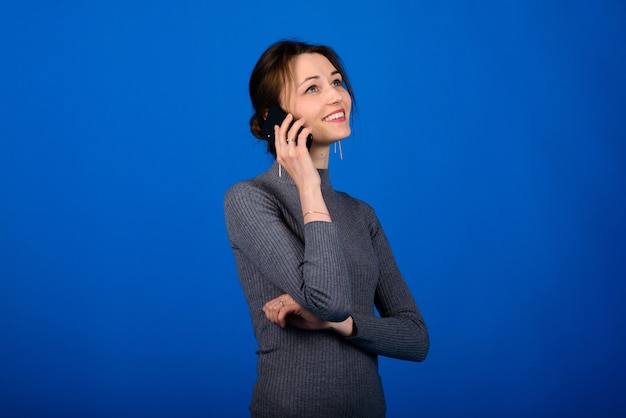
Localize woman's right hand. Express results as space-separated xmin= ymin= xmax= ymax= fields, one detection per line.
xmin=273 ymin=114 xmax=320 ymax=192
xmin=263 ymin=294 xmax=355 ymax=337
xmin=263 ymin=294 xmax=327 ymax=330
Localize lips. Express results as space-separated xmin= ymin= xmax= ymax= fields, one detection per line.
xmin=322 ymin=110 xmax=345 ymax=122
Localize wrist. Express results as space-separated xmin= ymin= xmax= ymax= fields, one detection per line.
xmin=299 ymin=186 xmax=323 ymax=203
xmin=329 ymin=316 xmax=356 ymax=337
xmin=300 ymin=189 xmax=331 ymax=223
xmin=303 ymin=210 xmax=331 ymax=221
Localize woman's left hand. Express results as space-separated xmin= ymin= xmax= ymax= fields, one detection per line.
xmin=262 ymin=294 xmax=328 ymax=331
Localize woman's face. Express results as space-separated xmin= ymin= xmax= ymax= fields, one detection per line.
xmin=282 ymin=53 xmax=352 ymax=144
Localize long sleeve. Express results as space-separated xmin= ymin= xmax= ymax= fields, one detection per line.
xmin=224 ymin=164 xmax=427 ymax=417
xmin=224 ymin=180 xmax=352 ymax=322
xmin=347 ymin=205 xmax=430 ymax=362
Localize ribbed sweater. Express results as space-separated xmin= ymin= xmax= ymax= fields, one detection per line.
xmin=223 ymin=162 xmax=429 ymax=417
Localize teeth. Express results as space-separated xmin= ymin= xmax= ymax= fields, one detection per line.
xmin=323 ymin=111 xmax=344 ymax=122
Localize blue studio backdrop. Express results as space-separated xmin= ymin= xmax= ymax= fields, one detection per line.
xmin=2 ymin=1 xmax=625 ymax=417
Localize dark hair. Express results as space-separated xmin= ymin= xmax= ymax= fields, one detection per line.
xmin=248 ymin=40 xmax=355 ymax=156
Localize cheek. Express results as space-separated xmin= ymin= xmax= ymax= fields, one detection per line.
xmin=343 ymin=92 xmax=352 ymax=111
xmin=281 ymin=89 xmax=298 ymax=113
xmin=292 ymin=103 xmax=316 ymax=122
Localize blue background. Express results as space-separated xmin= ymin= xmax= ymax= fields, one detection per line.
xmin=2 ymin=1 xmax=625 ymax=417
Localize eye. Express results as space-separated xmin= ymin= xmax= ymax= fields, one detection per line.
xmin=305 ymin=85 xmax=319 ymax=93
xmin=331 ymin=79 xmax=343 ymax=87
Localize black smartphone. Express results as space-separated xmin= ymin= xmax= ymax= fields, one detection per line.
xmin=261 ymin=104 xmax=313 ymax=150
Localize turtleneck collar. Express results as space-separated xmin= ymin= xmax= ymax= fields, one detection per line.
xmin=267 ymin=161 xmax=332 ymax=191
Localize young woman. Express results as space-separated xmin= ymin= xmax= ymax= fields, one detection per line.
xmin=224 ymin=40 xmax=429 ymax=417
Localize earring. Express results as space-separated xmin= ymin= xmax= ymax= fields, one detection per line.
xmin=278 ymin=164 xmax=282 ymax=177
xmin=334 ymin=141 xmax=343 ymax=160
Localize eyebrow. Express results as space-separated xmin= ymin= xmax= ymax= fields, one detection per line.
xmin=298 ymin=70 xmax=341 ymax=88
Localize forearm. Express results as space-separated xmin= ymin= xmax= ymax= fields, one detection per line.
xmin=299 ymin=186 xmax=331 ymax=223
xmin=297 ymin=222 xmax=352 ymax=320
xmin=347 ymin=313 xmax=429 ymax=362
xmin=327 ymin=316 xmax=356 ymax=337
xmin=225 ymin=184 xmax=351 ymax=321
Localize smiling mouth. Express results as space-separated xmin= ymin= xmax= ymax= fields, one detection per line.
xmin=323 ymin=111 xmax=345 ymax=122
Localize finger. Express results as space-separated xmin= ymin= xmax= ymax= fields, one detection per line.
xmin=262 ymin=295 xmax=291 ymax=325
xmin=279 ymin=114 xmax=295 ymax=146
xmin=265 ymin=294 xmax=287 ymax=306
xmin=276 ymin=304 xmax=294 ymax=328
xmin=274 ymin=125 xmax=284 ymax=160
xmin=280 ymin=113 xmax=294 ymax=132
xmin=263 ymin=299 xmax=276 ymax=312
xmin=284 ymin=117 xmax=301 ymax=151
xmin=286 ymin=118 xmax=308 ymax=149
xmin=276 ymin=298 xmax=291 ymax=326
xmin=296 ymin=127 xmax=312 ymax=149
xmin=263 ymin=300 xmax=280 ymax=322
xmin=268 ymin=301 xmax=285 ymax=325
xmin=286 ymin=117 xmax=304 ymax=142
xmin=262 ymin=303 xmax=273 ymax=322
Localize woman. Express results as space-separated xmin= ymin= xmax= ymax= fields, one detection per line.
xmin=224 ymin=40 xmax=429 ymax=417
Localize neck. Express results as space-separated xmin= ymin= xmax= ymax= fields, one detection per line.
xmin=309 ymin=143 xmax=331 ymax=169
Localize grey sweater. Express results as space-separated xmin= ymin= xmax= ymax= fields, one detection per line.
xmin=224 ymin=162 xmax=429 ymax=417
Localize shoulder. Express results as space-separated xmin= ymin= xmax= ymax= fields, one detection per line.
xmin=335 ymin=190 xmax=377 ymax=218
xmin=224 ymin=177 xmax=273 ymax=211
xmin=334 ymin=190 xmax=386 ymax=238
xmin=224 ymin=166 xmax=275 ymax=202
xmin=224 ymin=179 xmax=260 ymax=203
xmin=223 ymin=166 xmax=289 ymax=222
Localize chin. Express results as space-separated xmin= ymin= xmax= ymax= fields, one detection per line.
xmin=315 ymin=125 xmax=351 ymax=142
xmin=338 ymin=128 xmax=351 ymax=139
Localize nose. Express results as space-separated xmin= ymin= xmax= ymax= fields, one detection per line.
xmin=327 ymin=84 xmax=343 ymax=104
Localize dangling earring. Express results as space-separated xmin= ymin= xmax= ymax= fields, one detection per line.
xmin=278 ymin=164 xmax=282 ymax=177
xmin=334 ymin=141 xmax=343 ymax=160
